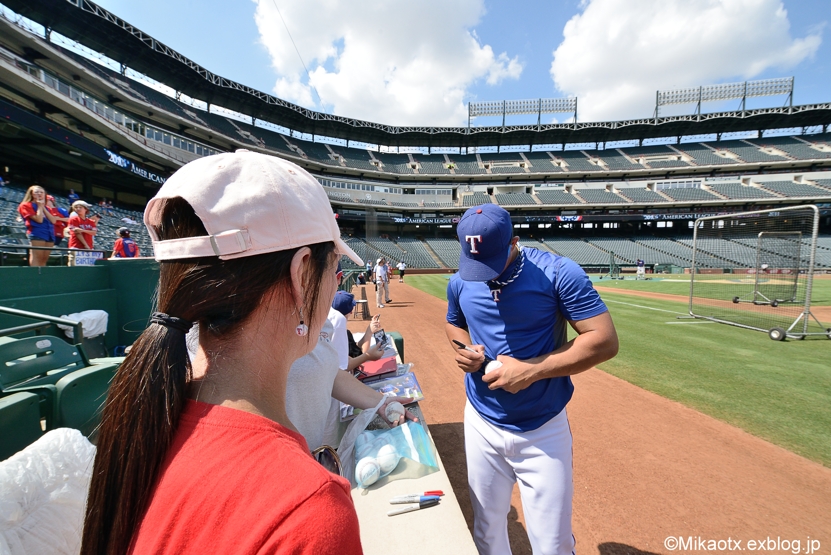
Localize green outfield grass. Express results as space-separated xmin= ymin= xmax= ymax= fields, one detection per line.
xmin=407 ymin=274 xmax=831 ymax=467
xmin=586 ymin=274 xmax=831 ymax=306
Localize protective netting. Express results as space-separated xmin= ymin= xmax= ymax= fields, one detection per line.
xmin=689 ymin=206 xmax=826 ymax=337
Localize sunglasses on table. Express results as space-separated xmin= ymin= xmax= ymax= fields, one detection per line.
xmin=311 ymin=445 xmax=343 ymax=476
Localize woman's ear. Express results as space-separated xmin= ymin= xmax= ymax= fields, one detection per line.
xmin=289 ymin=247 xmax=312 ymax=308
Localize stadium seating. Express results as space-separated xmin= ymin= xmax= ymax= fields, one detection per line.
xmin=393 ymin=238 xmax=440 ymax=269
xmin=448 ymin=154 xmax=488 ymax=175
xmin=586 ymin=238 xmax=690 ymax=266
xmin=494 ymin=193 xmax=537 ymax=206
xmin=659 ymin=187 xmax=721 ymax=202
xmin=749 ymin=136 xmax=831 ymax=161
xmin=424 ymin=238 xmax=461 ymax=268
xmin=620 ymin=145 xmax=678 ymax=157
xmin=707 ymin=183 xmax=778 ymax=200
xmin=540 ymin=238 xmax=609 ymax=265
xmin=375 ymin=153 xmax=416 ymax=174
xmin=616 ymin=188 xmax=670 ymax=203
xmin=646 ymin=160 xmax=693 ymax=168
xmin=674 ymin=144 xmax=738 ymax=166
xmin=576 ymin=189 xmax=630 ymax=204
xmin=675 ymin=237 xmax=759 ymax=267
xmin=461 ymin=192 xmax=492 ymax=207
xmin=536 ymin=190 xmax=584 ymax=205
xmin=329 ymin=146 xmax=378 ymax=172
xmin=297 ymin=142 xmax=341 ymax=165
xmin=713 ymin=140 xmax=790 ymax=163
xmin=633 ymin=237 xmax=719 ymax=268
xmin=552 ymin=151 xmax=599 ymax=172
xmin=757 ymin=181 xmax=831 ymax=198
xmin=479 ymin=152 xmax=527 ymax=174
xmin=596 ymin=151 xmax=644 ymax=171
xmin=524 ymin=151 xmax=563 ymax=172
xmin=813 ymin=179 xmax=831 ymax=191
xmin=412 ymin=154 xmax=452 ymax=175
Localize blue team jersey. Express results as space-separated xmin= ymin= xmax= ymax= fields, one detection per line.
xmin=446 ymin=247 xmax=608 ymax=432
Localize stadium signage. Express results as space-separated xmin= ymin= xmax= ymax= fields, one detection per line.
xmin=643 ymin=212 xmax=723 ymax=221
xmin=104 ymin=149 xmax=167 ymax=184
xmin=393 ymin=217 xmax=460 ymax=224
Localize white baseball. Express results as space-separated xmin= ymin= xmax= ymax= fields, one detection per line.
xmin=355 ymin=457 xmax=381 ymax=487
xmin=485 ymin=360 xmax=503 ymax=374
xmin=384 ymin=401 xmax=406 ymax=422
xmin=375 ymin=443 xmax=400 ymax=474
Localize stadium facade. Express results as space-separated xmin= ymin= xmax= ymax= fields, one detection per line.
xmin=1 ymin=0 xmax=830 ymax=270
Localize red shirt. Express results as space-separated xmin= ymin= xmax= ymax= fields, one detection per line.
xmin=130 ymin=401 xmax=363 ymax=555
xmin=48 ymin=206 xmax=68 ymax=240
xmin=68 ymin=213 xmax=96 ymax=249
xmin=18 ymin=201 xmax=53 ymax=240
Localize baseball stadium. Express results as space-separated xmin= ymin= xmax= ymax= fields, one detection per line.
xmin=0 ymin=1 xmax=830 ymax=553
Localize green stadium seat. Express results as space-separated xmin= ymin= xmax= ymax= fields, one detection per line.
xmin=0 ymin=392 xmax=44 ymax=460
xmin=0 ymin=335 xmax=121 ymax=430
xmin=0 ymin=335 xmax=88 ymax=390
xmin=388 ymin=331 xmax=404 ymax=363
xmin=54 ymin=365 xmax=118 ymax=439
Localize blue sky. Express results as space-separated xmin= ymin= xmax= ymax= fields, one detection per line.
xmin=71 ymin=0 xmax=829 ymax=128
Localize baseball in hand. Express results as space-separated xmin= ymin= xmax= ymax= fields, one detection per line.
xmin=375 ymin=443 xmax=400 ymax=474
xmin=355 ymin=457 xmax=381 ymax=487
xmin=384 ymin=401 xmax=406 ymax=422
xmin=485 ymin=360 xmax=503 ymax=374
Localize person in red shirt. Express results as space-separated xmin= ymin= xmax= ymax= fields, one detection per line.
xmin=17 ymin=185 xmax=57 ymax=266
xmin=67 ymin=200 xmax=97 ymax=250
xmin=81 ymin=152 xmax=365 ymax=555
xmin=111 ymin=227 xmax=140 ymax=258
xmin=46 ymin=195 xmax=70 ymax=248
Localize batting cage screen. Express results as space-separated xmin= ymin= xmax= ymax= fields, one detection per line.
xmin=688 ymin=205 xmax=829 ymax=340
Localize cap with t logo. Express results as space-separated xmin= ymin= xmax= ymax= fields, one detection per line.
xmin=456 ymin=204 xmax=513 ymax=281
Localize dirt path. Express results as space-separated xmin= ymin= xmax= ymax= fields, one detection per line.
xmin=594 ymin=285 xmax=831 ymax=323
xmin=347 ymin=281 xmax=831 ymax=555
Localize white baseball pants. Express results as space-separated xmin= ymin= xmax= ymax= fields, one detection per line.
xmin=376 ymin=282 xmax=384 ymax=306
xmin=383 ymin=280 xmax=390 ymax=301
xmin=464 ymin=401 xmax=575 ymax=555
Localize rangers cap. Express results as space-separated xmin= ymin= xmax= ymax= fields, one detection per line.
xmin=332 ymin=290 xmax=357 ymax=316
xmin=456 ymin=204 xmax=513 ymax=281
xmin=144 ymin=150 xmax=362 ymax=265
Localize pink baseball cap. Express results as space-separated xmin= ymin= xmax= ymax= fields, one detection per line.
xmin=144 ymin=150 xmax=362 ymax=265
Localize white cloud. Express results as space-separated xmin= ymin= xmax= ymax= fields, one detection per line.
xmin=550 ymin=0 xmax=822 ymax=122
xmin=253 ymin=0 xmax=522 ymax=127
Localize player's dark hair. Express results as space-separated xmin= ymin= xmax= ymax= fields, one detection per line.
xmin=80 ymin=197 xmax=335 ymax=555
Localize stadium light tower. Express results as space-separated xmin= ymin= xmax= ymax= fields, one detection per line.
xmin=654 ymin=77 xmax=794 ymax=122
xmin=468 ymin=97 xmax=578 ymax=130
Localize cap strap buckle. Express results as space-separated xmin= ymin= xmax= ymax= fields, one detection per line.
xmin=153 ymin=229 xmax=251 ymax=260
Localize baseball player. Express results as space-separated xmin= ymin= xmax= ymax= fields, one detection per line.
xmin=445 ymin=204 xmax=618 ymax=555
xmin=112 ymin=227 xmax=140 ymax=258
xmin=397 ymin=260 xmax=407 ymax=283
xmin=636 ymin=258 xmax=645 ymax=280
xmin=373 ymin=257 xmax=388 ymax=308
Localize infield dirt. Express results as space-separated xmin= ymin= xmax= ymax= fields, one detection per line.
xmin=347 ymin=280 xmax=831 ymax=555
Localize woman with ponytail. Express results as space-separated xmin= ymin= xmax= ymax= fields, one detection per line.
xmin=80 ymin=151 xmax=365 ymax=555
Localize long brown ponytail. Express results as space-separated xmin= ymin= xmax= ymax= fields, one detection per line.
xmin=81 ymin=198 xmax=335 ymax=555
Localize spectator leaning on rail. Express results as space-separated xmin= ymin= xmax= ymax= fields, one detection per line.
xmin=446 ymin=204 xmax=619 ymax=555
xmin=112 ymin=227 xmax=140 ymax=258
xmin=81 ymin=150 xmax=365 ymax=555
xmin=67 ymin=200 xmax=96 ymax=250
xmin=17 ymin=184 xmax=57 ymax=267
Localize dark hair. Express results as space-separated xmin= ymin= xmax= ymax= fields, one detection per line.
xmin=81 ymin=197 xmax=335 ymax=555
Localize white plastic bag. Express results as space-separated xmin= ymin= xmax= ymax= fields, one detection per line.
xmin=0 ymin=428 xmax=96 ymax=555
xmin=57 ymin=310 xmax=108 ymax=339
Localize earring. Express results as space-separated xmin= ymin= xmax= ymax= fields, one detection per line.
xmin=295 ymin=307 xmax=309 ymax=337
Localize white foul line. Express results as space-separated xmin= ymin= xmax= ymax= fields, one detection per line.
xmin=604 ymin=298 xmax=688 ymax=316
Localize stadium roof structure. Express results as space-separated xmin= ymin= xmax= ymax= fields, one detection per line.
xmin=8 ymin=0 xmax=831 ymax=149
